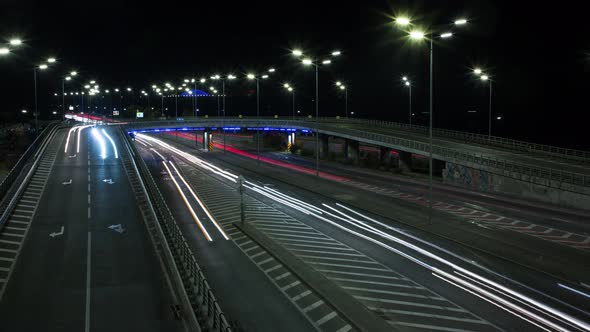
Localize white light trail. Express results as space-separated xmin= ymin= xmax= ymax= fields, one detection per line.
xmin=101 ymin=129 xmax=118 ymax=159
xmin=90 ymin=128 xmax=107 ymax=159
xmin=169 ymin=161 xmax=229 ymax=240
xmin=77 ymin=125 xmax=93 ymax=153
xmin=64 ymin=126 xmax=79 ymax=153
xmin=162 ymin=161 xmax=212 ymax=241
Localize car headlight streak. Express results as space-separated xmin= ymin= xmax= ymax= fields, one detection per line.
xmin=91 ymin=128 xmax=107 ymax=159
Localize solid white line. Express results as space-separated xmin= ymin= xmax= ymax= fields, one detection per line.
xmin=85 ymin=232 xmax=91 ymax=332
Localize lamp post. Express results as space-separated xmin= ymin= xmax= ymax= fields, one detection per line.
xmin=395 ymin=15 xmax=468 ymax=222
xmin=34 ymin=61 xmax=52 ymax=136
xmin=62 ymin=71 xmax=77 ymax=120
xmin=211 ymin=74 xmax=236 ymax=152
xmin=402 ymin=76 xmax=412 ymax=125
xmin=472 ymin=68 xmax=494 ymax=138
xmin=293 ymin=48 xmax=341 ymax=176
xmin=247 ymin=70 xmax=273 ymax=163
xmin=283 ymin=83 xmax=296 ymax=120
xmin=335 ymin=81 xmax=348 ymax=118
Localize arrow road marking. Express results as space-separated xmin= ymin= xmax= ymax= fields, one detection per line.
xmin=68 ymin=154 xmax=77 ymax=158
xmin=49 ymin=226 xmax=65 ymax=238
xmin=102 ymin=179 xmax=115 ymax=184
xmin=62 ymin=179 xmax=72 ymax=185
xmin=108 ymin=224 xmax=124 ymax=233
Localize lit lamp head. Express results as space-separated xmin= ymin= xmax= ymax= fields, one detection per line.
xmin=292 ymin=49 xmax=303 ymax=57
xmin=395 ymin=17 xmax=411 ymax=26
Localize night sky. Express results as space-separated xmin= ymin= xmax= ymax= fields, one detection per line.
xmin=1 ymin=1 xmax=589 ymax=149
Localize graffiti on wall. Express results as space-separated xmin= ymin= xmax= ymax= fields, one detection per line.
xmin=443 ymin=162 xmax=494 ymax=192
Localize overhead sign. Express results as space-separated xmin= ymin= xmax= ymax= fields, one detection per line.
xmin=113 ymin=110 xmax=120 ymax=116
xmin=136 ymin=112 xmax=144 ymax=118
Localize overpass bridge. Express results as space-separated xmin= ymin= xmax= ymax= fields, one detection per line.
xmin=123 ymin=116 xmax=590 ymax=209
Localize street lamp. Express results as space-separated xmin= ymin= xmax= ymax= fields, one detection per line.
xmin=0 ymin=47 xmax=9 ymax=55
xmin=9 ymin=39 xmax=22 ymax=46
xmin=211 ymin=74 xmax=237 ymax=152
xmin=396 ymin=15 xmax=468 ymax=222
xmin=283 ymin=83 xmax=296 ymax=120
xmin=33 ymin=62 xmax=50 ymax=136
xmin=336 ymin=82 xmax=348 ymax=118
xmin=472 ymin=67 xmax=495 ymax=138
xmin=292 ymin=48 xmax=341 ymax=176
xmin=247 ymin=68 xmax=274 ymax=162
xmin=402 ymin=76 xmax=412 ymax=125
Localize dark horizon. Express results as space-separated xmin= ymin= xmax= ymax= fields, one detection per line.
xmin=1 ymin=0 xmax=589 ymax=149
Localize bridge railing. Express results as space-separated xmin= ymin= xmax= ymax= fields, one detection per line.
xmin=0 ymin=123 xmax=59 ymax=215
xmin=121 ymin=118 xmax=589 ymax=190
xmin=313 ymin=117 xmax=590 ymax=163
xmin=0 ymin=123 xmax=61 ymax=232
xmin=326 ymin=125 xmax=589 ymax=191
xmin=125 ymin=132 xmax=232 ymax=332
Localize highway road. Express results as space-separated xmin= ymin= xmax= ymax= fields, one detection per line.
xmin=0 ymin=125 xmax=184 ymax=331
xmin=135 ymin=132 xmax=590 ymax=331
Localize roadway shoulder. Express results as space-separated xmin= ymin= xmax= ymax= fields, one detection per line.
xmin=233 ymin=221 xmax=396 ymax=332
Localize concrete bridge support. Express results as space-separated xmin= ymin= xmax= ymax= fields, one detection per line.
xmin=398 ymin=151 xmax=413 ymax=172
xmin=379 ymin=147 xmax=393 ymax=169
xmin=319 ymin=134 xmax=330 ymax=159
xmin=346 ymin=139 xmax=360 ymax=165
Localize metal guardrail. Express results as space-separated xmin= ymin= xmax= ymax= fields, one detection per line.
xmin=0 ymin=123 xmax=59 ymax=219
xmin=320 ymin=125 xmax=590 ymax=191
xmin=317 ymin=117 xmax=590 ymax=163
xmin=0 ymin=123 xmax=61 ymax=231
xmin=124 ymin=133 xmax=232 ymax=332
xmin=121 ymin=118 xmax=589 ymax=191
xmin=118 ymin=115 xmax=590 ymax=162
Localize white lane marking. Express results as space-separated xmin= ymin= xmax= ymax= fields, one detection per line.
xmin=356 ymin=295 xmax=467 ymax=312
xmin=395 ymin=321 xmax=484 ymax=332
xmin=88 ymin=195 xmax=91 ymax=204
xmin=85 ymin=232 xmax=91 ymax=332
xmin=256 ymin=257 xmax=274 ymax=266
xmin=302 ymin=300 xmax=324 ymax=313
xmin=331 ymin=277 xmax=419 ymax=288
xmin=88 ymin=207 xmax=91 ymax=219
xmin=343 ymin=286 xmax=445 ymax=301
xmin=335 ymin=325 xmax=352 ymax=332
xmin=250 ymin=251 xmax=266 ymax=259
xmin=307 ymin=262 xmax=392 ymax=272
xmin=558 ymin=283 xmax=590 ymax=300
xmin=292 ymin=290 xmax=312 ymax=302
xmin=275 ymin=272 xmax=292 ymax=281
xmin=280 ymin=280 xmax=301 ymax=291
xmin=289 ymin=249 xmax=365 ymax=257
xmin=264 ymin=265 xmax=282 ymax=273
xmin=370 ymin=306 xmax=490 ymax=324
xmin=316 ymin=312 xmax=337 ymax=326
xmin=297 ymin=255 xmax=379 ymax=265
